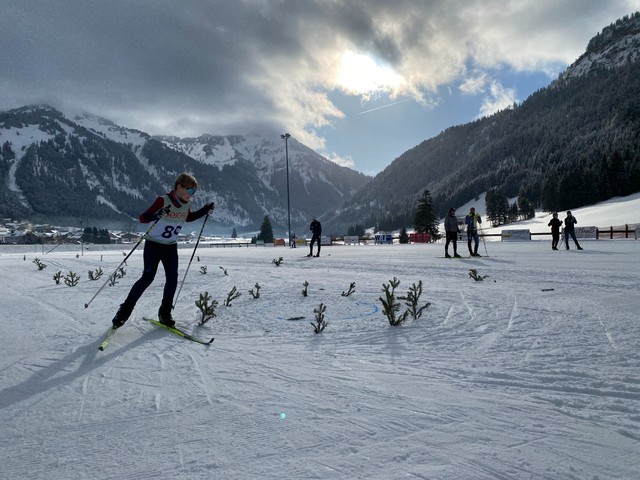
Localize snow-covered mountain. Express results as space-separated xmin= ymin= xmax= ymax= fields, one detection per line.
xmin=0 ymin=106 xmax=370 ymax=233
xmin=560 ymin=12 xmax=640 ymax=82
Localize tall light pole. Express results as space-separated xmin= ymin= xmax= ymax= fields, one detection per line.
xmin=280 ymin=133 xmax=291 ymax=246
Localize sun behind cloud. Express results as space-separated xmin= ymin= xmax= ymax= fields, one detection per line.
xmin=336 ymin=51 xmax=404 ymax=98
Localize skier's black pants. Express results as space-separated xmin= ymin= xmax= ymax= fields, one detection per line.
xmin=125 ymin=240 xmax=179 ymax=305
xmin=565 ymin=230 xmax=581 ymax=249
xmin=445 ymin=232 xmax=458 ymax=254
xmin=310 ymin=234 xmax=321 ymax=255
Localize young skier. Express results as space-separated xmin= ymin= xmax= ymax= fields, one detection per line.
xmin=111 ymin=173 xmax=214 ymax=329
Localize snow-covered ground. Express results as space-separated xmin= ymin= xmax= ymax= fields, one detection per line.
xmin=1 ymin=199 xmax=640 ymax=479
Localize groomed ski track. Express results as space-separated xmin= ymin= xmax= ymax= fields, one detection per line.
xmin=1 ymin=240 xmax=639 ymax=479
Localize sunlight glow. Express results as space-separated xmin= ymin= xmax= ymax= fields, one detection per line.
xmin=336 ymin=52 xmax=403 ymax=95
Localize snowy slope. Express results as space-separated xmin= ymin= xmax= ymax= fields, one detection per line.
xmin=449 ymin=192 xmax=640 ymax=239
xmin=1 ymin=201 xmax=639 ymax=479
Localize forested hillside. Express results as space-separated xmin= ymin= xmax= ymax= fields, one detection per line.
xmin=326 ymin=14 xmax=640 ymax=234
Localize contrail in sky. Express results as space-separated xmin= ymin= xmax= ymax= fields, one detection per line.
xmin=357 ymin=98 xmax=412 ymax=115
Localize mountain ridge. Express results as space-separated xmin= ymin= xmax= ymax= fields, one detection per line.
xmin=0 ymin=106 xmax=370 ymax=234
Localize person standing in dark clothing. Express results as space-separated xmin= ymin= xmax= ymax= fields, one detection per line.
xmin=564 ymin=211 xmax=583 ymax=250
xmin=548 ymin=212 xmax=562 ymax=250
xmin=444 ymin=207 xmax=461 ymax=258
xmin=308 ymin=217 xmax=322 ymax=257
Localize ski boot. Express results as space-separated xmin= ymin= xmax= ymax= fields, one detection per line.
xmin=158 ymin=300 xmax=176 ymax=328
xmin=112 ymin=301 xmax=135 ymax=329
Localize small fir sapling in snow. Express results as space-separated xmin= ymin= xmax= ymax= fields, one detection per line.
xmin=64 ymin=271 xmax=80 ymax=287
xmin=195 ymin=291 xmax=218 ymax=325
xmin=380 ymin=277 xmax=409 ymax=326
xmin=399 ymin=280 xmax=431 ymax=320
xmin=468 ymin=269 xmax=488 ymax=281
xmin=53 ymin=271 xmax=63 ymax=285
xmin=88 ymin=267 xmax=104 ymax=281
xmin=200 ymin=265 xmax=208 ymax=275
xmin=219 ymin=266 xmax=228 ymax=276
xmin=341 ymin=282 xmax=356 ymax=297
xmin=108 ymin=267 xmax=126 ymax=286
xmin=224 ymin=286 xmax=242 ymax=306
xmin=33 ymin=258 xmax=47 ymax=270
xmin=302 ymin=280 xmax=309 ymax=297
xmin=311 ymin=303 xmax=328 ymax=333
xmin=272 ymin=257 xmax=284 ymax=266
xmin=249 ymin=283 xmax=261 ymax=299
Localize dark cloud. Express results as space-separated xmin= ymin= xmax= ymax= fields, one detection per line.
xmin=1 ymin=0 xmax=637 ymax=165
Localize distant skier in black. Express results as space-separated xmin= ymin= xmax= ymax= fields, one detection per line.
xmin=444 ymin=207 xmax=461 ymax=258
xmin=564 ymin=211 xmax=583 ymax=250
xmin=308 ymin=217 xmax=322 ymax=257
xmin=548 ymin=212 xmax=562 ymax=250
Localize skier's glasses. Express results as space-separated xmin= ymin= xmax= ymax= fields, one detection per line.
xmin=183 ymin=187 xmax=197 ymax=195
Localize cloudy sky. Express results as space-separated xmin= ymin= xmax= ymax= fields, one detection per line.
xmin=2 ymin=1 xmax=639 ymax=175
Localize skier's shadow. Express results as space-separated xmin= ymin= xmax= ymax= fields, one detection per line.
xmin=0 ymin=326 xmax=164 ymax=410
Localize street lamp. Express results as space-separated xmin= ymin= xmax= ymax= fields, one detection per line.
xmin=280 ymin=133 xmax=291 ymax=247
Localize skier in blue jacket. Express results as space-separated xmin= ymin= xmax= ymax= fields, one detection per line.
xmin=465 ymin=207 xmax=482 ymax=257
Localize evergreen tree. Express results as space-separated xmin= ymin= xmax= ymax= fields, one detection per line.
xmin=608 ymin=150 xmax=626 ymax=197
xmin=485 ymin=189 xmax=499 ymax=226
xmin=100 ymin=228 xmax=111 ymax=244
xmin=82 ymin=226 xmax=93 ymax=243
xmin=413 ymin=190 xmax=439 ymax=240
xmin=509 ymin=202 xmax=519 ymax=223
xmin=517 ymin=188 xmax=535 ymax=220
xmin=231 ymin=227 xmax=237 ymax=239
xmin=542 ymin=174 xmax=560 ymax=213
xmin=2 ymin=141 xmax=15 ymax=160
xmin=256 ymin=215 xmax=274 ymax=243
xmin=497 ymin=192 xmax=510 ymax=225
xmin=399 ymin=227 xmax=409 ymax=244
xmin=486 ymin=188 xmax=511 ymax=226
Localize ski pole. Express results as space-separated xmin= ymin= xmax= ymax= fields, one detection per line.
xmin=480 ymin=227 xmax=489 ymax=257
xmin=173 ymin=212 xmax=210 ymax=309
xmin=84 ymin=218 xmax=159 ymax=309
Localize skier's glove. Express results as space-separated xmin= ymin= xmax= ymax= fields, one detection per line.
xmin=153 ymin=206 xmax=171 ymax=221
xmin=205 ymin=202 xmax=215 ymax=214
